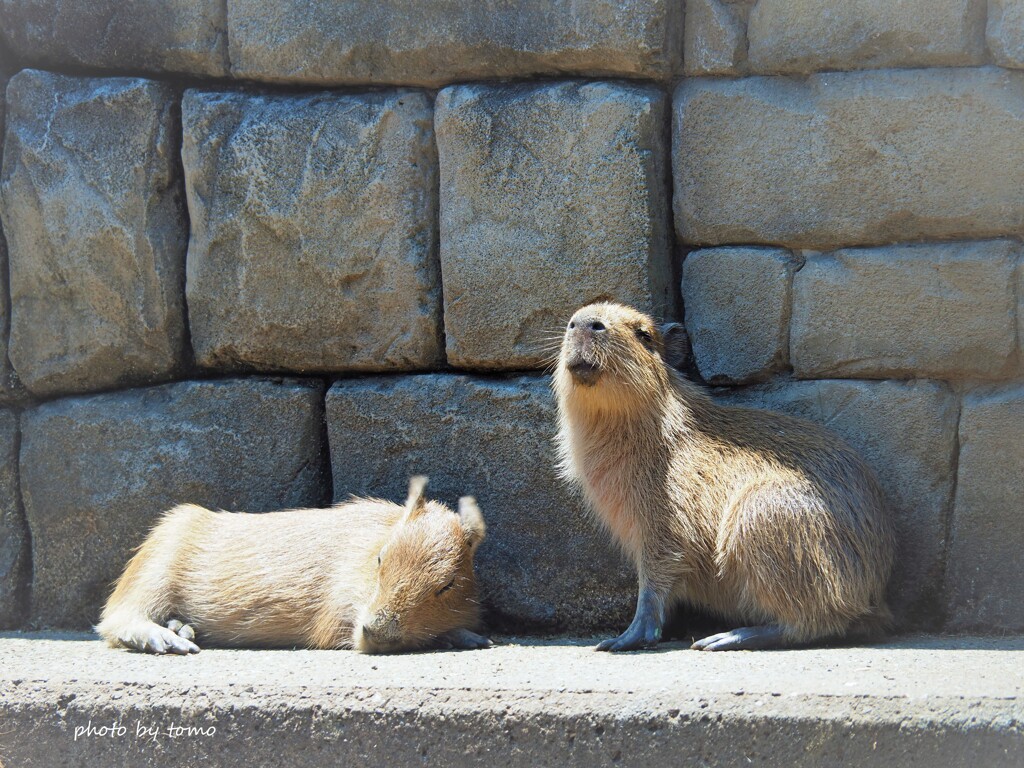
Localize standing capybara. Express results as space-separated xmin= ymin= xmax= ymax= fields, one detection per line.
xmin=97 ymin=477 xmax=490 ymax=654
xmin=554 ymin=302 xmax=895 ymax=651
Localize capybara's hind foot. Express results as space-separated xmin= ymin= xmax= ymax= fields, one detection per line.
xmin=121 ymin=620 xmax=200 ymax=655
xmin=143 ymin=623 xmax=200 ymax=655
xmin=691 ymin=624 xmax=786 ymax=651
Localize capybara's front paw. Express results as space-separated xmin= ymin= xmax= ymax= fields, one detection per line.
xmin=596 ymin=623 xmax=661 ymax=652
xmin=438 ymin=628 xmax=492 ymax=650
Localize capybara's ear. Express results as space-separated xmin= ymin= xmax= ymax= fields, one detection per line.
xmin=403 ymin=475 xmax=429 ymax=521
xmin=660 ymin=322 xmax=692 ymax=370
xmin=458 ymin=496 xmax=486 ymax=551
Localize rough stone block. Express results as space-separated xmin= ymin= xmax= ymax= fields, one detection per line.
xmin=182 ymin=90 xmax=442 ymax=373
xmin=228 ymin=0 xmax=682 ymax=86
xmin=20 ymin=378 xmax=327 ymax=628
xmin=792 ymin=241 xmax=1017 ymax=380
xmin=0 ymin=71 xmax=187 ymax=397
xmin=0 ymin=411 xmax=28 ymax=628
xmin=674 ymin=68 xmax=1024 ymax=249
xmin=1019 ymin=258 xmax=1024 ymax=365
xmin=682 ymin=247 xmax=797 ymax=384
xmin=0 ymin=76 xmax=21 ymax=403
xmin=746 ymin=0 xmax=986 ymax=73
xmin=0 ymin=33 xmax=11 ymax=72
xmin=436 ymin=82 xmax=673 ymax=369
xmin=0 ymin=0 xmax=227 ymax=77
xmin=988 ymin=0 xmax=1024 ymax=68
xmin=717 ymin=379 xmax=958 ymax=628
xmin=683 ymin=0 xmax=752 ymax=76
xmin=325 ymin=375 xmax=634 ymax=632
xmin=946 ymin=386 xmax=1024 ymax=631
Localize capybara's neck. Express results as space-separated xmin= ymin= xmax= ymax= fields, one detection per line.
xmin=557 ymin=370 xmax=718 ymax=489
xmin=560 ymin=369 xmax=715 ymax=433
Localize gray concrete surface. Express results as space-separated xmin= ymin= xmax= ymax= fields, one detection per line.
xmin=0 ymin=632 xmax=1020 ymax=767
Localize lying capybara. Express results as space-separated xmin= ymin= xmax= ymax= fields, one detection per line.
xmin=97 ymin=476 xmax=490 ymax=654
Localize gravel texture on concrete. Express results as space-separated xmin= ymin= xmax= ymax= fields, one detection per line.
xmin=0 ymin=633 xmax=1020 ymax=767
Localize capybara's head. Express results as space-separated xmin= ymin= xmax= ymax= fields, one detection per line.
xmin=554 ymin=302 xmax=688 ymax=414
xmin=354 ymin=476 xmax=486 ymax=653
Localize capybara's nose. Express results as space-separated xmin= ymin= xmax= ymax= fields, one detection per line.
xmin=364 ymin=614 xmax=400 ymax=644
xmin=568 ymin=316 xmax=606 ymax=335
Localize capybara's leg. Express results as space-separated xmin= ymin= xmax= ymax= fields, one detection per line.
xmin=713 ymin=482 xmax=866 ymax=649
xmin=96 ymin=505 xmax=205 ymax=655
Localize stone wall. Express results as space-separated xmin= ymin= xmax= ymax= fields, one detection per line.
xmin=0 ymin=0 xmax=1020 ymax=635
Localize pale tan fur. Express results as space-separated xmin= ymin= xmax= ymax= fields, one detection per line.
xmin=97 ymin=479 xmax=486 ymax=653
xmin=554 ymin=302 xmax=895 ymax=644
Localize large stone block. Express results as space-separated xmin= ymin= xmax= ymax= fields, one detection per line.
xmin=0 ymin=71 xmax=187 ymax=397
xmin=791 ymin=241 xmax=1017 ymax=380
xmin=717 ymin=379 xmax=958 ymax=628
xmin=683 ymin=0 xmax=751 ymax=76
xmin=682 ymin=247 xmax=798 ymax=384
xmin=946 ymin=386 xmax=1024 ymax=631
xmin=988 ymin=0 xmax=1024 ymax=68
xmin=674 ymin=68 xmax=1024 ymax=249
xmin=326 ymin=375 xmax=634 ymax=632
xmin=228 ymin=0 xmax=682 ymax=86
xmin=746 ymin=0 xmax=986 ymax=73
xmin=0 ymin=411 xmax=28 ymax=628
xmin=436 ymin=82 xmax=673 ymax=369
xmin=20 ymin=378 xmax=328 ymax=628
xmin=182 ymin=90 xmax=442 ymax=373
xmin=0 ymin=0 xmax=227 ymax=77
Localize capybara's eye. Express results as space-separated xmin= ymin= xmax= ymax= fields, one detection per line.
xmin=377 ymin=554 xmax=382 ymax=567
xmin=635 ymin=327 xmax=653 ymax=345
xmin=569 ymin=321 xmax=576 ymax=329
xmin=436 ymin=578 xmax=455 ymax=596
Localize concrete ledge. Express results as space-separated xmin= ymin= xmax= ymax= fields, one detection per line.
xmin=0 ymin=633 xmax=1021 ymax=767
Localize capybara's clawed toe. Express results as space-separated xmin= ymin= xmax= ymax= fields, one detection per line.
xmin=143 ymin=625 xmax=200 ymax=655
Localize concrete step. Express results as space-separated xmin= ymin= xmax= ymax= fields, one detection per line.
xmin=0 ymin=632 xmax=1021 ymax=767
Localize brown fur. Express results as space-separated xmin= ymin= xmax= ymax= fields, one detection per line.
xmin=96 ymin=477 xmax=487 ymax=654
xmin=554 ymin=302 xmax=895 ymax=647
